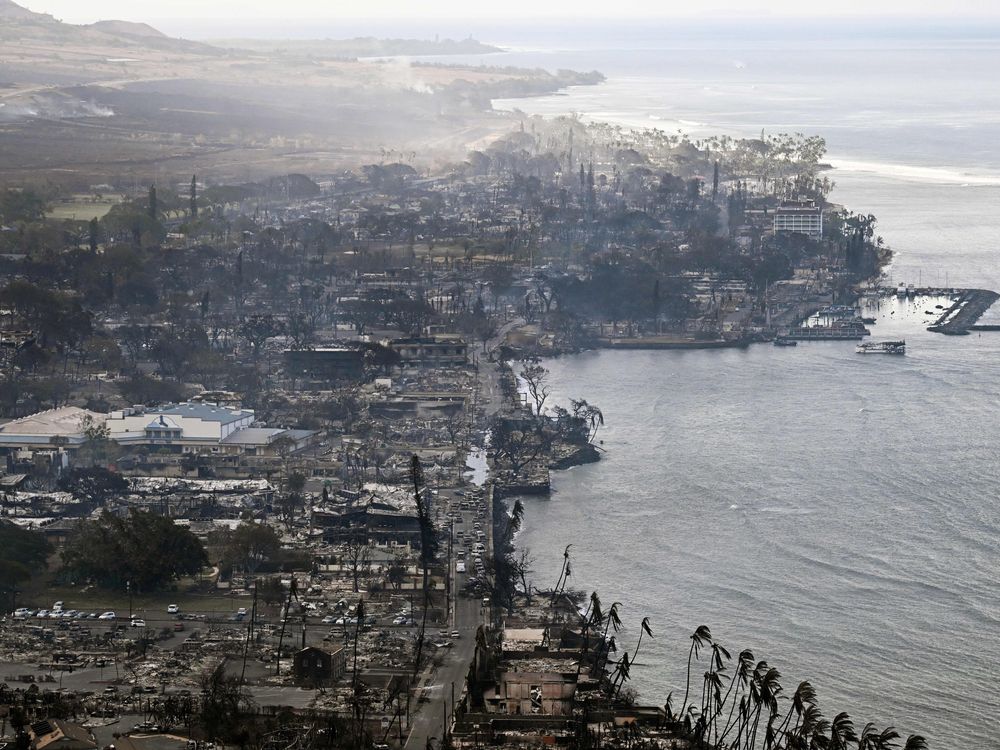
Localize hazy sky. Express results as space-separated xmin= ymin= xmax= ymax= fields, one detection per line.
xmin=18 ymin=0 xmax=1000 ymax=23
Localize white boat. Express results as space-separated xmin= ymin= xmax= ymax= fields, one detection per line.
xmin=896 ymin=283 xmax=907 ymax=298
xmin=856 ymin=340 xmax=905 ymax=355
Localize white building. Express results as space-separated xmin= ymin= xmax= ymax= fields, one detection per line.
xmin=773 ymin=201 xmax=823 ymax=238
xmin=106 ymin=402 xmax=256 ymax=451
xmin=0 ymin=406 xmax=104 ymax=452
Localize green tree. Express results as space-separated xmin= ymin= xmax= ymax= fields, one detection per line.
xmin=0 ymin=522 xmax=51 ymax=608
xmin=88 ymin=217 xmax=100 ymax=253
xmin=217 ymin=522 xmax=281 ymax=576
xmin=62 ymin=510 xmax=207 ymax=591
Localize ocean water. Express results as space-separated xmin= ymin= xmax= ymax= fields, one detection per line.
xmin=476 ymin=24 xmax=1000 ymax=748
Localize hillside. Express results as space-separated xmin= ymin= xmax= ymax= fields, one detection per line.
xmin=0 ymin=0 xmax=48 ymax=20
xmin=0 ymin=0 xmax=603 ymax=187
xmin=87 ymin=20 xmax=168 ymax=38
xmin=212 ymin=36 xmax=503 ymax=59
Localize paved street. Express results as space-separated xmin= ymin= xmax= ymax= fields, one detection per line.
xmin=404 ymin=492 xmax=491 ymax=750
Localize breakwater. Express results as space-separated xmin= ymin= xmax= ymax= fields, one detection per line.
xmin=924 ymin=288 xmax=1000 ymax=335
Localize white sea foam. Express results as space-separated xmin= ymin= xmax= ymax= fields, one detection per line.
xmin=831 ymin=158 xmax=1000 ymax=186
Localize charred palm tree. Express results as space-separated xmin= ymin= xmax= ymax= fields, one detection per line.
xmin=732 ymin=661 xmax=767 ymax=750
xmin=577 ymin=592 xmax=603 ymax=677
xmin=783 ymin=703 xmax=825 ymax=750
xmin=747 ymin=666 xmax=781 ymax=750
xmin=680 ymin=625 xmax=712 ymax=721
xmin=903 ymin=736 xmax=928 ymax=750
xmin=593 ymin=602 xmax=623 ymax=677
xmin=828 ymin=712 xmax=858 ymax=750
xmin=632 ymin=617 xmax=654 ymax=666
xmin=772 ymin=680 xmax=817 ymax=745
xmin=610 ymin=650 xmax=631 ymax=699
xmin=550 ymin=544 xmax=572 ymax=605
xmin=858 ymin=724 xmax=901 ymax=750
xmin=698 ymin=641 xmax=729 ymax=745
xmin=717 ymin=649 xmax=755 ymax=744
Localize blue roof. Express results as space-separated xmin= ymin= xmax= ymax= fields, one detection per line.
xmin=156 ymin=403 xmax=254 ymax=425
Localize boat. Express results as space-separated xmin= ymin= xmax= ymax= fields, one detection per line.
xmin=856 ymin=340 xmax=906 ymax=354
xmin=896 ymin=282 xmax=907 ymax=298
xmin=773 ymin=337 xmax=798 ymax=347
xmin=782 ymin=322 xmax=871 ymax=340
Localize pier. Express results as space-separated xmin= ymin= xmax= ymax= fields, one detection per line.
xmin=923 ymin=288 xmax=1000 ymax=335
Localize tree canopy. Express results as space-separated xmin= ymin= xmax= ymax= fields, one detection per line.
xmin=0 ymin=521 xmax=52 ymax=592
xmin=62 ymin=510 xmax=207 ymax=591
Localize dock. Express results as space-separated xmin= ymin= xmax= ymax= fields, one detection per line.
xmin=924 ymin=288 xmax=1000 ymax=335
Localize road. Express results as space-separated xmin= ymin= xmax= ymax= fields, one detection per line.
xmin=404 ymin=495 xmax=491 ymax=750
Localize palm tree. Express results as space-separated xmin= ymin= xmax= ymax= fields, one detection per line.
xmin=550 ymin=544 xmax=572 ymax=604
xmin=773 ymin=680 xmax=817 ymax=746
xmin=699 ymin=641 xmax=729 ymax=744
xmin=613 ymin=650 xmax=632 ymax=699
xmin=699 ymin=669 xmax=725 ymax=743
xmin=717 ymin=649 xmax=754 ymax=744
xmin=828 ymin=712 xmax=857 ymax=750
xmin=577 ymin=592 xmax=603 ymax=677
xmin=903 ymin=736 xmax=928 ymax=750
xmin=680 ymin=625 xmax=712 ymax=721
xmin=594 ymin=602 xmax=623 ymax=676
xmin=747 ymin=666 xmax=781 ymax=750
xmin=632 ymin=617 xmax=653 ymax=665
xmin=782 ymin=703 xmax=825 ymax=750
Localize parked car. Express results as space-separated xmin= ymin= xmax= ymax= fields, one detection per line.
xmin=98 ymin=611 xmax=116 ymax=620
xmin=167 ymin=604 xmax=180 ymax=614
xmin=130 ymin=618 xmax=146 ymax=628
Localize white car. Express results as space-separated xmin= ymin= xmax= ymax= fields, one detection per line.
xmin=52 ymin=601 xmax=64 ymax=612
xmin=13 ymin=608 xmax=30 ymax=618
xmin=130 ymin=618 xmax=147 ymax=628
xmin=167 ymin=604 xmax=180 ymax=614
xmin=236 ymin=607 xmax=248 ymax=616
xmin=98 ymin=611 xmax=116 ymax=620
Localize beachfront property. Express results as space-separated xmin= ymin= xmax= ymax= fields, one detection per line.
xmin=773 ymin=199 xmax=824 ymax=238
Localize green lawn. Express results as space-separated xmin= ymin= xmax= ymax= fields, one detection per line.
xmin=46 ymin=198 xmax=119 ymax=221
